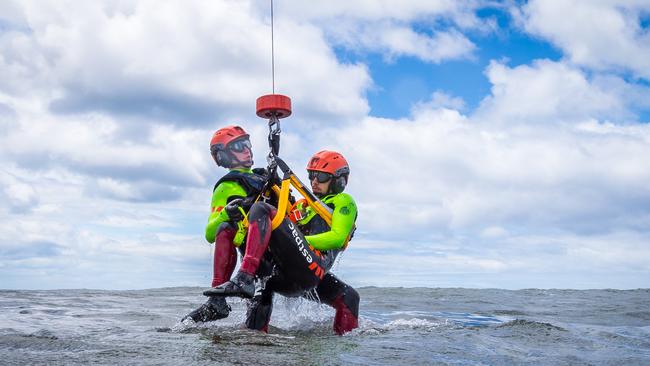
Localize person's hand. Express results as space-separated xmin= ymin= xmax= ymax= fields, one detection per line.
xmin=253 ymin=167 xmax=281 ymax=186
xmin=225 ymin=198 xmax=244 ymax=222
xmin=252 ymin=167 xmax=268 ymax=176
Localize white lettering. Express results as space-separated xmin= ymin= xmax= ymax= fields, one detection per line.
xmin=287 ymin=221 xmax=312 ymax=263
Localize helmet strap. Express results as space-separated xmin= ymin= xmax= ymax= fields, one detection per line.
xmin=214 ymin=150 xmax=232 ymax=168
xmin=328 ymin=175 xmax=347 ymax=195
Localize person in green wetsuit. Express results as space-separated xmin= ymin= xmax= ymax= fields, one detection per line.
xmin=183 ymin=125 xmax=268 ymax=323
xmin=205 ymin=150 xmax=360 ymax=335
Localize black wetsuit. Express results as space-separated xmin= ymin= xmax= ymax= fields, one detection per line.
xmin=242 ymin=201 xmax=360 ymax=335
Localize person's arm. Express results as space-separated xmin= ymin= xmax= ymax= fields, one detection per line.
xmin=305 ymin=193 xmax=357 ymax=250
xmin=205 ymin=181 xmax=247 ymax=243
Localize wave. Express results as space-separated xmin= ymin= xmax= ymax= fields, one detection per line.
xmin=496 ymin=319 xmax=566 ymax=332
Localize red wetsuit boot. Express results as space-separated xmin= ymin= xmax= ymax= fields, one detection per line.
xmin=333 ymin=295 xmax=359 ymax=335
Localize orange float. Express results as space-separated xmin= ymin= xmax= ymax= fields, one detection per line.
xmin=256 ymin=94 xmax=292 ymax=119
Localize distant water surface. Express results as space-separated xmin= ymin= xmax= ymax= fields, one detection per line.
xmin=1 ymin=287 xmax=649 ymax=365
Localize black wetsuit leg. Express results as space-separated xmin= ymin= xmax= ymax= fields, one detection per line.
xmin=244 ymin=272 xmax=302 ymax=332
xmin=315 ymin=273 xmax=360 ymax=335
xmin=246 ymin=282 xmax=274 ymax=332
xmin=242 ymin=202 xmax=331 ymax=331
xmin=244 ymin=202 xmax=358 ymax=332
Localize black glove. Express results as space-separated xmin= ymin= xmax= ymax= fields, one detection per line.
xmin=224 ymin=198 xmax=244 ymax=222
xmin=252 ymin=167 xmax=268 ymax=176
xmin=253 ymin=167 xmax=282 ymax=186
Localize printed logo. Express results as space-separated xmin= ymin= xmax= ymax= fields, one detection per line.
xmin=339 ymin=206 xmax=350 ymax=215
xmin=287 ymin=221 xmax=324 ymax=279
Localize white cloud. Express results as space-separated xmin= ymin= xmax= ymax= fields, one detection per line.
xmin=412 ymin=91 xmax=466 ymax=112
xmin=0 ymin=0 xmax=26 ymax=25
xmin=0 ymin=164 xmax=211 ymax=289
xmin=480 ymin=226 xmax=508 ymax=238
xmin=1 ymin=0 xmax=649 ymax=290
xmin=380 ymin=26 xmax=476 ymax=63
xmin=323 ymin=103 xmax=650 ymax=237
xmin=300 ymin=59 xmax=650 ymax=287
xmin=476 ymin=59 xmax=638 ymax=123
xmin=97 ymin=212 xmax=176 ymax=229
xmin=514 ymin=0 xmax=650 ymax=79
xmin=341 ymin=230 xmax=650 ymax=289
xmin=0 ymin=101 xmax=211 ymax=193
xmin=257 ymin=1 xmax=491 ymax=65
xmin=0 ymin=170 xmax=38 ymax=213
xmin=477 ymin=60 xmax=650 ymax=124
xmin=326 ymin=20 xmax=476 ymax=63
xmin=280 ymin=0 xmax=479 ymax=23
xmin=1 ymin=0 xmax=370 ymax=125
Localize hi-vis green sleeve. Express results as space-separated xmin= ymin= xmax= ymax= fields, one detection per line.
xmin=204 ymin=181 xmax=247 ymax=243
xmin=305 ymin=193 xmax=357 ymax=250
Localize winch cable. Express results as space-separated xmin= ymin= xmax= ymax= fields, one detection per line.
xmin=253 ymin=2 xmax=335 ymax=229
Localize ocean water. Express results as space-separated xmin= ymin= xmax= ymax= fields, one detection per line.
xmin=1 ymin=287 xmax=649 ymax=365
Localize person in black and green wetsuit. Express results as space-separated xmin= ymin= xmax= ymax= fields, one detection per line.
xmin=183 ymin=125 xmax=268 ymax=323
xmin=205 ymin=150 xmax=360 ymax=335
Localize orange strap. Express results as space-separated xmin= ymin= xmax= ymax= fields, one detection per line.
xmin=288 ymin=198 xmax=307 ymax=223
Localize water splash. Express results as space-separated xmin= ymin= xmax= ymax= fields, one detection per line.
xmin=269 ymin=296 xmax=334 ymax=331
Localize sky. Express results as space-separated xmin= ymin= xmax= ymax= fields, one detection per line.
xmin=1 ymin=0 xmax=649 ymax=290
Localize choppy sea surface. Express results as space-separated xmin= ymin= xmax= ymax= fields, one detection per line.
xmin=1 ymin=287 xmax=649 ymax=365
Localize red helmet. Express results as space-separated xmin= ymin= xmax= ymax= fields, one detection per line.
xmin=307 ymin=150 xmax=350 ymax=194
xmin=210 ymin=125 xmax=248 ymax=149
xmin=210 ymin=125 xmax=252 ymax=168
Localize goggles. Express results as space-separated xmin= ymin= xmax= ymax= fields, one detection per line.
xmin=308 ymin=170 xmax=332 ymax=183
xmin=227 ymin=138 xmax=252 ymax=153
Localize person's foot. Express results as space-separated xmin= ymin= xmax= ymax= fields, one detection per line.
xmin=182 ymin=296 xmax=231 ymax=323
xmin=203 ymin=271 xmax=255 ymax=298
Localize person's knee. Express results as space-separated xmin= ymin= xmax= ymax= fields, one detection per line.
xmin=214 ymin=222 xmax=238 ymax=246
xmin=216 ymin=222 xmax=236 ymax=235
xmin=332 ymin=286 xmax=359 ymax=335
xmin=248 ymin=202 xmax=273 ymax=220
xmin=340 ymin=286 xmax=360 ymax=317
